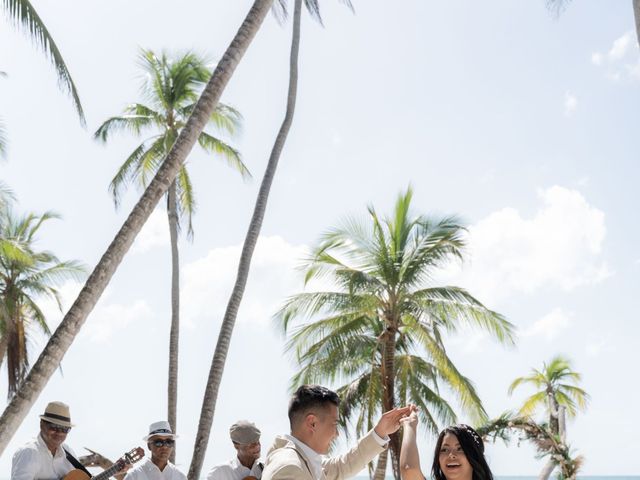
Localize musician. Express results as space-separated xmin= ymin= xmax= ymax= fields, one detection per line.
xmin=11 ymin=401 xmax=84 ymax=480
xmin=124 ymin=421 xmax=186 ymax=480
xmin=206 ymin=420 xmax=263 ymax=480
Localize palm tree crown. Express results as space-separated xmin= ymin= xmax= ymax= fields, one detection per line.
xmin=0 ymin=209 xmax=85 ymax=396
xmin=276 ymin=187 xmax=515 ymax=477
xmin=94 ymin=49 xmax=250 ymax=232
xmin=509 ymin=355 xmax=589 ymax=419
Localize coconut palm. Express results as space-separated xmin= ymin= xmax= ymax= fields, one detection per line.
xmin=276 ymin=187 xmax=516 ymax=480
xmin=187 ymin=0 xmax=353 ymax=475
xmin=0 ymin=0 xmax=274 ymax=456
xmin=508 ymin=355 xmax=589 ymax=433
xmin=0 ymin=209 xmax=85 ymax=396
xmin=94 ymin=49 xmax=249 ymax=459
xmin=3 ymin=0 xmax=84 ymax=122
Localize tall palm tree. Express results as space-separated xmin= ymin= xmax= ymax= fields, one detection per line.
xmin=3 ymin=0 xmax=84 ymax=123
xmin=94 ymin=50 xmax=248 ymax=456
xmin=0 ymin=209 xmax=85 ymax=396
xmin=508 ymin=355 xmax=589 ymax=433
xmin=276 ymin=188 xmax=516 ymax=480
xmin=0 ymin=0 xmax=274 ymax=456
xmin=187 ymin=0 xmax=309 ymax=477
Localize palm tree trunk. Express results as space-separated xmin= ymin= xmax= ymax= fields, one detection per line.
xmin=538 ymin=459 xmax=556 ymax=480
xmin=187 ymin=1 xmax=299 ymax=478
xmin=633 ymin=0 xmax=640 ymax=48
xmin=380 ymin=324 xmax=399 ymax=480
xmin=372 ymin=449 xmax=388 ymax=480
xmin=547 ymin=392 xmax=559 ymax=435
xmin=0 ymin=0 xmax=273 ymax=456
xmin=167 ymin=180 xmax=180 ymax=463
xmin=0 ymin=331 xmax=8 ymax=370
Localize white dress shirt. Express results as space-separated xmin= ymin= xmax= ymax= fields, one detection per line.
xmin=124 ymin=458 xmax=187 ymax=480
xmin=206 ymin=457 xmax=263 ymax=480
xmin=11 ymin=434 xmax=75 ymax=480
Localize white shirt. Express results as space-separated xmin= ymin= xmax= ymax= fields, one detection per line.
xmin=285 ymin=431 xmax=388 ymax=480
xmin=124 ymin=458 xmax=187 ymax=480
xmin=11 ymin=434 xmax=75 ymax=480
xmin=206 ymin=457 xmax=263 ymax=480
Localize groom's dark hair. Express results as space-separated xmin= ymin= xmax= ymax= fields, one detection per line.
xmin=288 ymin=384 xmax=340 ymax=428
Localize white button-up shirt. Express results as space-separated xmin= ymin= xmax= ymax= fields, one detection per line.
xmin=124 ymin=458 xmax=187 ymax=480
xmin=11 ymin=434 xmax=75 ymax=480
xmin=206 ymin=457 xmax=263 ymax=480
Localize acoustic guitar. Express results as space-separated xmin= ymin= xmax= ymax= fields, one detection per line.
xmin=63 ymin=447 xmax=144 ymax=480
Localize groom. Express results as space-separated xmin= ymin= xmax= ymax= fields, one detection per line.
xmin=262 ymin=385 xmax=411 ymax=480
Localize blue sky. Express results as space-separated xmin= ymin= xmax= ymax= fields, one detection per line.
xmin=0 ymin=0 xmax=638 ymax=476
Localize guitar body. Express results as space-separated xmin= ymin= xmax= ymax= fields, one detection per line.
xmin=63 ymin=447 xmax=144 ymax=480
xmin=63 ymin=470 xmax=91 ymax=480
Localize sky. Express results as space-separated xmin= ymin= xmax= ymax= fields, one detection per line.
xmin=1 ymin=0 xmax=639 ymax=476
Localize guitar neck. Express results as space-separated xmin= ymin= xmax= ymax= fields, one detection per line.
xmin=92 ymin=462 xmax=123 ymax=480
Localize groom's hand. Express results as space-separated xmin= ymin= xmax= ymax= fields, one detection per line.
xmin=374 ymin=405 xmax=413 ymax=437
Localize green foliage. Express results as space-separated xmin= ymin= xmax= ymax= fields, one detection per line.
xmin=94 ymin=49 xmax=249 ymax=237
xmin=0 ymin=208 xmax=85 ymax=396
xmin=2 ymin=0 xmax=84 ymax=123
xmin=479 ymin=412 xmax=583 ymax=480
xmin=509 ymin=355 xmax=590 ymax=419
xmin=276 ymin=187 xmax=516 ymax=439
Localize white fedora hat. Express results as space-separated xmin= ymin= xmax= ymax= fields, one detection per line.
xmin=39 ymin=401 xmax=75 ymax=428
xmin=143 ymin=420 xmax=178 ymax=441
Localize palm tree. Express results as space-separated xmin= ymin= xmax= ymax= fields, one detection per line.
xmin=276 ymin=187 xmax=516 ymax=480
xmin=94 ymin=50 xmax=248 ymax=456
xmin=508 ymin=355 xmax=589 ymax=434
xmin=0 ymin=0 xmax=274 ymax=456
xmin=187 ymin=0 xmax=309 ymax=477
xmin=3 ymin=0 xmax=84 ymax=123
xmin=0 ymin=209 xmax=85 ymax=396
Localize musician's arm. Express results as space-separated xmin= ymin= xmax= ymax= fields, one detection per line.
xmin=11 ymin=448 xmax=39 ymax=480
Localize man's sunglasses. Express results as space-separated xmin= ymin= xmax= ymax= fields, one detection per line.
xmin=44 ymin=422 xmax=71 ymax=434
xmin=150 ymin=439 xmax=175 ymax=448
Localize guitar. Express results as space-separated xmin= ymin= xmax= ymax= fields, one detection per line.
xmin=64 ymin=447 xmax=144 ymax=480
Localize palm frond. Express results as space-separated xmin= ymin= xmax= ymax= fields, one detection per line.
xmin=3 ymin=0 xmax=85 ymax=123
xmin=198 ymin=131 xmax=250 ymax=179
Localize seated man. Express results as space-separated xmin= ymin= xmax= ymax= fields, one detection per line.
xmin=11 ymin=401 xmax=88 ymax=480
xmin=262 ymin=385 xmax=411 ymax=480
xmin=207 ymin=420 xmax=263 ymax=480
xmin=125 ymin=421 xmax=185 ymax=480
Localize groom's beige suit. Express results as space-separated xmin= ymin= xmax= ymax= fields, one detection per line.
xmin=261 ymin=431 xmax=385 ymax=480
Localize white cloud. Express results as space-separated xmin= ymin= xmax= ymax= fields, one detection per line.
xmin=34 ymin=281 xmax=154 ymax=344
xmin=591 ymin=52 xmax=603 ymax=66
xmin=592 ymin=31 xmax=640 ymax=82
xmin=181 ymin=236 xmax=312 ymax=329
xmin=440 ymin=186 xmax=611 ymax=304
xmin=608 ymin=31 xmax=634 ymax=60
xmin=523 ymin=308 xmax=572 ymax=341
xmin=131 ymin=208 xmax=169 ymax=254
xmin=564 ymin=91 xmax=578 ymax=117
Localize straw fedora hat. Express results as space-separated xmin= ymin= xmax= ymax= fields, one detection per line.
xmin=39 ymin=401 xmax=74 ymax=428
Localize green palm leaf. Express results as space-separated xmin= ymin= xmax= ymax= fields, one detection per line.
xmin=3 ymin=0 xmax=84 ymax=123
